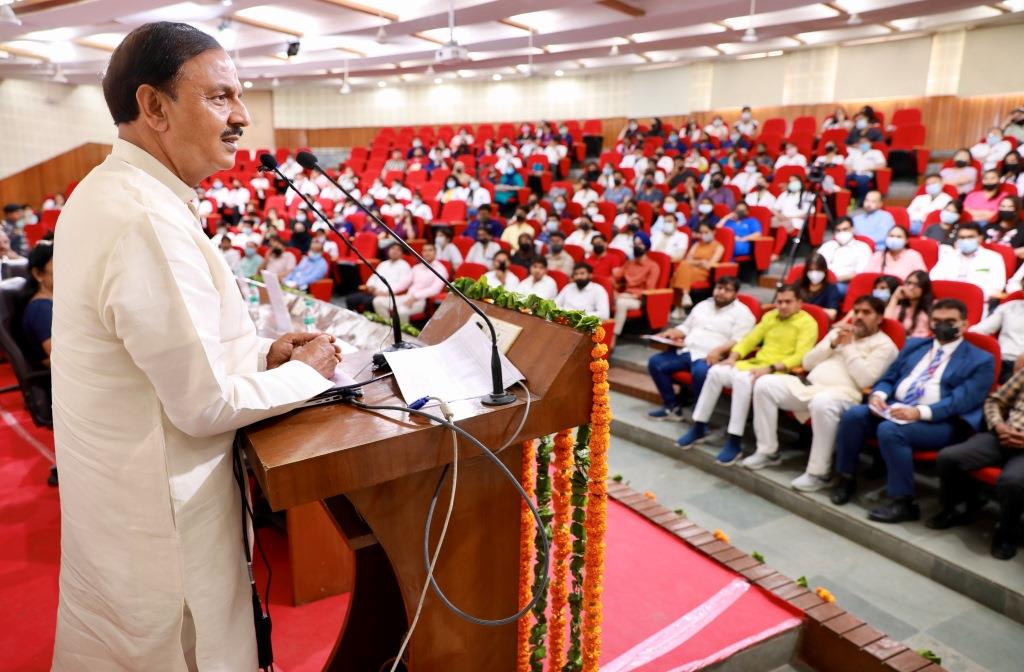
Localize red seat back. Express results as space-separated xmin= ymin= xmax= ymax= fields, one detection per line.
xmin=982 ymin=242 xmax=1019 ymax=280
xmin=841 ymin=272 xmax=883 ymax=314
xmin=736 ymin=293 xmax=762 ymax=322
xmin=931 ymin=279 xmax=984 ymax=325
xmin=880 ymin=318 xmax=906 ymax=350
xmin=455 ymin=262 xmax=488 ymax=280
xmin=907 ymin=237 xmax=939 ymax=270
xmin=646 ymin=251 xmax=672 ymax=287
xmin=963 ymin=331 xmax=1001 ymax=390
xmin=800 ymin=304 xmax=832 ymax=341
xmin=891 ymin=108 xmax=922 ymax=127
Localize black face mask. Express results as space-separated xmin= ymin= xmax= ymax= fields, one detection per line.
xmin=932 ymin=322 xmax=960 ymax=343
xmin=497 ymin=261 xmax=508 ymax=271
xmin=592 ymin=244 xmax=606 ymax=255
xmin=983 ymin=183 xmax=1000 ymax=192
xmin=711 ymin=177 xmax=723 ymax=188
xmin=271 ymin=248 xmax=283 ymax=257
xmin=520 ymin=242 xmax=532 ymax=251
xmin=644 ymin=180 xmax=654 ymax=188
xmin=633 ymin=246 xmax=646 ymax=257
xmin=954 ymin=159 xmax=969 ymax=168
xmin=575 ymin=279 xmax=590 ymax=290
xmin=1004 ymin=164 xmax=1021 ymax=174
xmin=627 ymin=224 xmax=639 ymax=233
xmin=999 ymin=210 xmax=1017 ymax=222
xmin=550 ymin=244 xmax=564 ymax=253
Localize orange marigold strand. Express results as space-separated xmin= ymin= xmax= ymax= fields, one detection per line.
xmin=517 ymin=439 xmax=538 ymax=672
xmin=547 ymin=429 xmax=575 ymax=671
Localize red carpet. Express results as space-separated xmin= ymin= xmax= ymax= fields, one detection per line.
xmin=0 ymin=364 xmax=799 ymax=671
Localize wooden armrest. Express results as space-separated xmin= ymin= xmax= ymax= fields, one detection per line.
xmin=789 ymin=367 xmax=808 ymax=376
xmin=641 ymin=288 xmax=674 ymax=297
xmin=749 ymin=235 xmax=775 ymax=242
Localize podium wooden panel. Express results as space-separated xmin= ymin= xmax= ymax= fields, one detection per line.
xmin=242 ymin=297 xmax=595 ymax=671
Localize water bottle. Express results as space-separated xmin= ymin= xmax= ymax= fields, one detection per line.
xmin=247 ymin=284 xmax=261 ymax=325
xmin=303 ymin=297 xmax=316 ymax=333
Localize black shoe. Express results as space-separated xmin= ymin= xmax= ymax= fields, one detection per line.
xmin=868 ymin=498 xmax=921 ymax=524
xmin=863 ymin=455 xmax=886 ymax=480
xmin=992 ymin=527 xmax=1018 ymax=561
xmin=47 ymin=467 xmax=58 ymax=487
xmin=925 ymin=509 xmax=974 ymax=530
xmin=829 ymin=475 xmax=857 ymax=506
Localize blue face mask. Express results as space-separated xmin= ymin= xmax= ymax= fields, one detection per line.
xmin=308 ymin=252 xmax=322 ymax=260
xmin=957 ymin=238 xmax=979 ymax=255
xmin=885 ymin=236 xmax=906 ymax=252
xmin=244 ymin=248 xmax=256 ymax=257
xmin=873 ymin=288 xmax=891 ymax=302
xmin=939 ymin=210 xmax=959 ymax=224
xmin=859 ymin=143 xmax=871 ymax=153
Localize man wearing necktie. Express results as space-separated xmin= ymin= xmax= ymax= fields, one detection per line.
xmin=830 ymin=299 xmax=994 ymax=522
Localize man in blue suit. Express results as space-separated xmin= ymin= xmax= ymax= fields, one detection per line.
xmin=830 ymin=298 xmax=995 ymax=523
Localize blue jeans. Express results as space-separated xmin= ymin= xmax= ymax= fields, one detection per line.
xmin=647 ymin=351 xmax=709 ymax=409
xmin=847 ymin=174 xmax=873 ymax=203
xmin=834 ymin=404 xmax=958 ymax=498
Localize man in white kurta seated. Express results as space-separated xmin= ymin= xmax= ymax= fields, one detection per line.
xmin=483 ymin=250 xmax=520 ymax=291
xmin=743 ymin=295 xmax=899 ymax=490
xmin=374 ymin=242 xmax=447 ymax=320
xmin=50 ymin=23 xmax=342 ymax=671
xmin=517 ymin=257 xmax=558 ymax=300
xmin=555 ymin=262 xmax=610 ymax=319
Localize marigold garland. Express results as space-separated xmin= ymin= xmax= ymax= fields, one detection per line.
xmin=528 ymin=435 xmax=555 ymax=671
xmin=516 ymin=439 xmax=538 ymax=672
xmin=548 ymin=429 xmax=575 ymax=672
xmin=564 ymin=424 xmax=592 ymax=672
xmin=581 ymin=328 xmax=612 ymax=672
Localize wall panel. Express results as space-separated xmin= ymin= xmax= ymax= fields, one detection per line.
xmin=0 ymin=143 xmax=111 ymax=210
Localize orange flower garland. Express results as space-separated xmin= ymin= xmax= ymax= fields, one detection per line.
xmin=548 ymin=429 xmax=575 ymax=671
xmin=516 ymin=439 xmax=538 ymax=672
xmin=582 ymin=328 xmax=612 ymax=672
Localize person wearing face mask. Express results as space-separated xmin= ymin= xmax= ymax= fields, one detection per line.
xmin=368 ymin=178 xmax=390 ymax=201
xmin=965 ymin=169 xmax=1008 ymax=223
xmin=868 ymin=275 xmax=900 ymax=304
xmin=864 ymin=225 xmax=926 ymax=280
xmin=516 ymin=257 xmax=557 ymax=300
xmin=466 ymin=178 xmax=490 ymax=215
xmin=845 ymin=113 xmax=882 ymax=146
xmin=617 ymin=118 xmax=642 ymax=145
xmin=702 ymin=171 xmax=736 ymax=209
xmin=671 ymin=221 xmax=723 ymax=312
xmin=906 ymin=174 xmax=953 ymax=234
xmin=465 ymin=226 xmax=502 ymax=267
xmin=682 ymin=147 xmax=709 ymax=174
xmin=492 ymin=165 xmax=523 ymax=217
xmin=611 ymin=232 xmax=661 ymax=335
xmin=501 ymin=213 xmax=535 ymax=248
xmin=584 ymin=234 xmax=619 ymax=278
xmin=483 ymin=250 xmax=520 ymax=291
xmin=510 ymin=232 xmax=541 ymax=268
xmin=604 ymin=173 xmax=633 ymax=205
xmin=930 ymin=223 xmax=1007 ymax=302
xmin=817 ymin=217 xmax=873 ymax=292
xmin=812 ymin=143 xmax=845 ymax=169
xmin=545 ymin=231 xmax=576 ymax=276
xmin=844 ymin=138 xmax=887 ymax=204
xmin=718 ymin=204 xmax=762 ymax=261
xmin=237 ymin=241 xmax=263 ymax=279
xmin=406 ymin=191 xmax=434 ymax=222
xmin=799 ymin=253 xmax=841 ymax=320
xmin=283 ymin=239 xmax=329 ymax=290
xmin=851 ymin=190 xmax=895 ymax=251
xmin=774 ymin=143 xmax=808 ymax=170
xmin=745 ymin=295 xmax=899 ymax=485
xmin=744 ymin=176 xmax=777 ymax=209
xmin=971 ymin=126 xmax=1012 ymax=172
xmin=984 ymin=195 xmax=1024 ymax=255
xmin=1000 ymin=149 xmax=1024 ymax=194
xmin=663 ymin=132 xmax=686 ymax=154
xmin=556 ymin=263 xmax=610 ymax=319
xmin=832 ymin=299 xmax=995 ymax=523
xmin=207 ymin=177 xmax=231 ymax=209
xmin=650 ymin=213 xmax=689 ymax=263
xmin=572 ymin=180 xmax=599 ymax=208
xmin=687 ymin=197 xmax=720 ymax=230
xmin=728 ymin=161 xmax=761 ymax=195
xmin=379 ymin=194 xmax=406 ymax=220
xmin=636 ymin=177 xmax=664 ymax=206
xmin=260 ymin=238 xmax=297 ymax=278
xmin=565 ymin=214 xmax=600 ymax=253
xmin=770 ymin=178 xmax=814 ymax=258
xmin=922 ymin=201 xmax=964 ymax=248
xmin=654 ymin=147 xmax=674 ymax=176
xmin=940 ymin=148 xmax=979 ymax=196
xmin=431 ymin=226 xmax=463 ymax=270
xmin=703 ymin=115 xmax=729 ymax=141
xmin=733 ymin=106 xmax=758 ymax=137
xmin=374 ymin=242 xmax=447 ymax=321
xmin=610 ymin=217 xmax=641 ymax=260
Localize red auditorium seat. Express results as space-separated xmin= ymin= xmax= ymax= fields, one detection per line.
xmin=761 ymin=118 xmax=786 ymax=137
xmin=800 ymin=303 xmax=832 ymax=340
xmin=883 ymin=206 xmax=910 ymax=232
xmin=670 ymin=293 xmax=762 ymax=389
xmin=623 ymin=250 xmax=674 ymax=331
xmin=982 ymin=242 xmax=1019 ymax=280
xmin=784 ymin=264 xmax=837 ymax=285
xmin=841 ymin=273 xmax=883 ymax=314
xmin=930 ymin=280 xmax=984 ymax=325
xmin=907 ymin=237 xmax=939 ymax=270
xmin=454 ymin=262 xmax=487 ymax=280
xmin=791 ymin=116 xmax=817 ymax=137
xmin=889 ymin=124 xmax=930 ymax=175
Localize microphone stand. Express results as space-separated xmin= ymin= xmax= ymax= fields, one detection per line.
xmin=257 ymin=159 xmax=410 ymax=351
xmin=294 ymin=152 xmax=516 ymax=406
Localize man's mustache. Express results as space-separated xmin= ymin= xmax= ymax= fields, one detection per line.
xmin=222 ymin=127 xmax=244 ymax=139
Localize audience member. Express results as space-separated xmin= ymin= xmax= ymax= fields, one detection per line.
xmin=382 ymin=149 xmax=407 ymax=174
xmin=870 ymin=275 xmax=901 ymax=303
xmin=611 ymin=232 xmax=660 ymax=335
xmin=822 ymin=106 xmax=851 ymax=132
xmin=572 ymin=180 xmax=599 ymax=207
xmin=884 ymin=271 xmax=933 ymax=338
xmin=650 ymin=213 xmax=688 ymax=262
xmin=729 ymin=160 xmax=761 ymax=194
xmin=556 ymin=262 xmax=610 ymax=319
xmin=20 ymin=242 xmax=54 ymax=368
xmin=774 ymin=143 xmax=808 ymax=169
xmin=603 ymin=173 xmax=633 ymax=205
xmin=284 ymin=240 xmax=329 ymax=290
xmin=584 ymin=235 xmax=617 ymax=278
xmin=718 ymin=203 xmax=762 ymax=260
xmin=703 ymin=172 xmax=736 ymax=209
xmin=466 ymin=226 xmax=501 ymax=266
xmin=817 ymin=216 xmax=872 ymax=292
xmin=845 ymin=112 xmax=883 ymax=146
xmin=745 ymin=175 xmax=777 ymax=209
xmin=852 ymin=190 xmax=895 ymax=251
xmin=494 ymin=165 xmax=524 ymax=217
xmin=970 ymin=297 xmax=1024 ymax=385
xmin=929 ymin=223 xmax=1006 ymax=301
xmin=923 ymin=201 xmax=965 ymax=248
xmin=566 ymin=215 xmax=599 ymax=252
xmin=237 ymin=241 xmax=263 ymax=279
xmin=260 ymin=238 xmax=296 ymax=279
xmin=511 ymin=232 xmax=541 ymax=268
xmin=964 ymin=170 xmax=1007 ymax=222
xmin=844 ymin=137 xmax=887 ymax=203
xmin=970 ymin=126 xmax=1012 ymax=171
xmin=465 ymin=204 xmax=502 ymax=240
xmin=864 ymin=225 xmax=927 ymax=279
xmin=986 ymin=196 xmax=1024 ymax=254
xmin=671 ymin=221 xmax=724 ymax=311
xmin=931 ymin=368 xmax=1024 ymax=560
xmin=501 ymin=213 xmax=534 ymax=248
xmin=679 ymin=284 xmax=817 ymax=465
xmin=831 ymin=299 xmax=994 ymax=523
xmin=546 ymin=231 xmax=576 ymax=276
xmin=1002 ymin=106 xmax=1024 ymax=143
xmin=812 ymin=143 xmax=845 ymax=169
xmin=347 ymin=242 xmax=412 ymax=313
xmin=771 ymin=177 xmax=813 ymax=248
xmin=517 ymin=258 xmax=557 ymax=300
xmin=482 ymin=250 xmax=519 ymax=290
xmin=636 ymin=178 xmax=664 ymax=206
xmin=374 ymin=242 xmax=447 ymax=321
xmin=2 ymin=204 xmax=27 ymax=257
xmin=799 ymin=253 xmax=841 ymax=320
xmin=733 ymin=106 xmax=759 ymax=137
xmin=940 ymin=148 xmax=979 ymax=196
xmin=0 ymin=229 xmax=24 ymax=261
xmin=218 ymin=235 xmax=241 ymax=275
xmin=745 ymin=296 xmax=899 ymax=488
xmin=907 ymin=174 xmax=953 ymax=235
xmin=647 ymin=276 xmax=755 ymax=420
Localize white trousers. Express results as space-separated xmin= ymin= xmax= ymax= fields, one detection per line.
xmin=751 ymin=375 xmax=855 ymax=477
xmin=614 ymin=295 xmax=643 ymax=335
xmin=373 ymin=295 xmax=426 ymax=321
xmin=691 ymin=364 xmax=756 ymax=437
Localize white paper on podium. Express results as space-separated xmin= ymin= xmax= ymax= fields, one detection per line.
xmin=261 ymin=271 xmax=293 ymax=334
xmin=382 ymin=321 xmax=525 ymax=404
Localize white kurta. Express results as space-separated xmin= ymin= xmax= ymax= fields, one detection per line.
xmin=51 ymin=139 xmax=333 ymax=670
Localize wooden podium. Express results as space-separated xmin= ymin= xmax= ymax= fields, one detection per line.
xmin=242 ymin=296 xmax=595 ymax=671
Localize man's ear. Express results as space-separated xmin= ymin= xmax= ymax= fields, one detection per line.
xmin=135 ymin=84 xmax=170 ymax=132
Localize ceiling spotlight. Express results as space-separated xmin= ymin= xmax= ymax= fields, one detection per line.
xmin=340 ymin=81 xmax=351 ymax=94
xmin=218 ymin=20 xmax=237 ymax=50
xmin=492 ymin=73 xmax=502 ymax=81
xmin=554 ymin=69 xmax=564 ymax=77
xmin=51 ymin=66 xmax=69 ymax=84
xmin=425 ymin=64 xmax=435 ymax=76
xmin=220 ymin=0 xmax=233 ymax=6
xmin=609 ymin=42 xmax=620 ymax=56
xmin=847 ymin=12 xmax=862 ymax=25
xmin=377 ymin=80 xmax=387 ymax=88
xmin=242 ymin=80 xmax=253 ymax=89
xmin=741 ymin=27 xmax=758 ymax=43
xmin=0 ymin=3 xmax=21 ymax=26
xmin=271 ymin=77 xmax=280 ymax=87
xmin=376 ymin=24 xmax=388 ymax=43
xmin=433 ymin=77 xmax=443 ymax=84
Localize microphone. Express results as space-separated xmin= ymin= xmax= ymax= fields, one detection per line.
xmin=258 ymin=153 xmax=411 ymax=352
xmin=294 ymin=151 xmax=517 ymax=407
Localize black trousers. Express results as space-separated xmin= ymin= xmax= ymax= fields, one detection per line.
xmin=936 ymin=432 xmax=1024 ymax=530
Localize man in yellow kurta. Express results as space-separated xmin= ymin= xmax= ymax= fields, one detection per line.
xmin=678 ymin=284 xmax=818 ymax=465
xmin=51 ymin=23 xmax=340 ymax=670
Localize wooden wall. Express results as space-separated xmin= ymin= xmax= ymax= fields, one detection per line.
xmin=275 ymin=92 xmax=1024 ymax=156
xmin=0 ymin=143 xmax=111 ymax=210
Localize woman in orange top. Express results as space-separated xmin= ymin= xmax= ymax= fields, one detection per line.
xmin=672 ymin=221 xmax=724 ymax=308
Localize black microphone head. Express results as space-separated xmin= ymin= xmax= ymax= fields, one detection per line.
xmin=259 ymin=153 xmax=278 ymax=170
xmin=296 ymin=151 xmax=318 ymax=170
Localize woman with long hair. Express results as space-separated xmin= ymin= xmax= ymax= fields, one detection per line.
xmin=885 ymin=270 xmax=933 ymax=338
xmin=799 ymin=253 xmax=840 ymax=320
xmin=863 ymin=225 xmax=927 ymax=279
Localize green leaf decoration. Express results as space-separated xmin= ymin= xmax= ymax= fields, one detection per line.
xmin=917 ymin=650 xmax=941 ymax=664
xmin=751 ymin=551 xmax=765 ymax=563
xmin=796 ymin=576 xmax=808 ymax=588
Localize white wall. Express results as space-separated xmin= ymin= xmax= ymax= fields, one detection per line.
xmin=0 ymin=79 xmax=115 ymax=178
xmin=833 ymin=36 xmax=932 ymax=100
xmin=958 ymin=22 xmax=1024 ymax=96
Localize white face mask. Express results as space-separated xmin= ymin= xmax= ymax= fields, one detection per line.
xmin=745 ymin=165 xmax=757 ymax=173
xmin=807 ymin=270 xmax=826 ymax=284
xmin=662 ymin=222 xmax=676 ymax=234
xmin=664 ymin=202 xmax=677 ymax=213
xmin=787 ymin=181 xmax=801 ymax=193
xmin=925 ymin=182 xmax=942 ymax=196
xmin=698 ymin=203 xmax=713 ymax=214
xmin=834 ymin=230 xmax=853 ymax=245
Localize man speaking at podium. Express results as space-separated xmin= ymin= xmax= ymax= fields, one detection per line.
xmin=50 ymin=23 xmax=339 ymax=670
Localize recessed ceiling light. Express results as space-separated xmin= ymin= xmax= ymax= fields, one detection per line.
xmin=847 ymin=12 xmax=862 ymax=25
xmin=554 ymin=69 xmax=564 ymax=77
xmin=492 ymin=73 xmax=502 ymax=81
xmin=609 ymin=43 xmax=620 ymax=56
xmin=433 ymin=77 xmax=443 ymax=84
xmin=271 ymin=77 xmax=280 ymax=87
xmin=376 ymin=24 xmax=387 ymax=43
xmin=340 ymin=81 xmax=351 ymax=94
xmin=377 ymin=80 xmax=387 ymax=87
xmin=220 ymin=0 xmax=233 ymax=6
xmin=741 ymin=27 xmax=758 ymax=43
xmin=242 ymin=80 xmax=253 ymax=88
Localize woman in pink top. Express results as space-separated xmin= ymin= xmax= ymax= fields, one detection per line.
xmin=863 ymin=225 xmax=927 ymax=279
xmin=883 ymin=270 xmax=932 ymax=338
